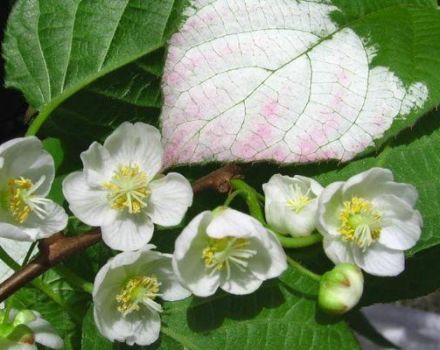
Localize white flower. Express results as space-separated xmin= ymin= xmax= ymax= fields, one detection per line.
xmin=93 ymin=245 xmax=190 ymax=346
xmin=263 ymin=174 xmax=323 ymax=236
xmin=62 ymin=122 xmax=193 ymax=251
xmin=172 ymin=208 xmax=288 ymax=297
xmin=317 ymin=167 xmax=422 ymax=276
xmin=0 ymin=308 xmax=63 ymax=349
xmin=0 ymin=137 xmax=68 ymax=241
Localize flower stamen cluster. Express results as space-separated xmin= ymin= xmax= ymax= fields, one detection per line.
xmin=8 ymin=176 xmax=50 ymax=223
xmin=286 ymin=184 xmax=312 ymax=213
xmin=339 ymin=197 xmax=382 ymax=251
xmin=116 ymin=275 xmax=162 ymax=316
xmin=202 ymin=237 xmax=257 ymax=279
xmin=102 ymin=165 xmax=150 ymax=214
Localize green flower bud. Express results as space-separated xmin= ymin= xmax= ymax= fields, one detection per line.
xmin=318 ymin=263 xmax=364 ymax=315
xmin=7 ymin=324 xmax=35 ymax=344
xmin=13 ymin=310 xmax=37 ymax=326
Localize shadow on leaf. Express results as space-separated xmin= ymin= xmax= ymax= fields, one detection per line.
xmin=186 ymin=280 xmax=284 ymax=332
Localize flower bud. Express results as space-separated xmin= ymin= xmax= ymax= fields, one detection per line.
xmin=318 ymin=263 xmax=363 ymax=314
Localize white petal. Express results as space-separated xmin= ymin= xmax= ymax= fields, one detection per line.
xmin=127 ymin=309 xmax=161 ymax=346
xmin=63 ymin=172 xmax=116 ymax=226
xmin=172 ymin=212 xmax=220 ymax=297
xmin=80 ymin=142 xmax=114 ymax=187
xmin=148 ymin=173 xmax=193 ymax=227
xmin=353 ymin=244 xmax=404 ymax=276
xmin=0 ymin=238 xmax=34 ymax=282
xmin=342 ymin=167 xmax=393 ymax=200
xmin=103 ymin=122 xmax=163 ymax=177
xmin=101 ymin=214 xmax=154 ymax=251
xmin=247 ymin=229 xmax=287 ymax=280
xmin=323 ymin=237 xmax=355 ymax=265
xmin=374 ymin=194 xmax=422 ymax=250
xmin=379 ymin=215 xmax=422 ymax=251
xmin=21 ymin=201 xmax=68 ymax=240
xmin=146 ymin=254 xmax=191 ymax=301
xmin=295 ymin=175 xmax=324 ymax=196
xmin=316 ymin=182 xmax=344 ymax=237
xmin=0 ymin=222 xmax=31 ymax=241
xmin=220 ymin=268 xmax=263 ymax=295
xmin=262 ymin=174 xmax=292 ymax=203
xmin=0 ymin=137 xmax=54 ymax=196
xmin=206 ymin=208 xmax=258 ymax=239
xmin=28 ymin=317 xmax=63 ymax=349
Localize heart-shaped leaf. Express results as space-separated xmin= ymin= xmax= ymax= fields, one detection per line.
xmin=161 ymin=0 xmax=440 ymax=166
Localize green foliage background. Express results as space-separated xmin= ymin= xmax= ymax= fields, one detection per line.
xmin=2 ymin=0 xmax=440 ymax=349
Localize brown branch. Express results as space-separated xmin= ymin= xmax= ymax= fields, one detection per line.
xmin=191 ymin=164 xmax=242 ymax=193
xmin=0 ymin=165 xmax=242 ymax=302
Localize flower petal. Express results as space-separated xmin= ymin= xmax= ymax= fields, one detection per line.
xmin=101 ymin=214 xmax=154 ymax=251
xmin=316 ymin=182 xmax=344 ymax=237
xmin=29 ymin=316 xmax=63 ymax=349
xmin=63 ymin=172 xmax=116 ymax=226
xmin=206 ymin=208 xmax=257 ymax=239
xmin=80 ymin=142 xmax=114 ymax=187
xmin=104 ymin=122 xmax=163 ymax=177
xmin=353 ymin=244 xmax=405 ymax=276
xmin=127 ymin=309 xmax=161 ymax=346
xmin=323 ymin=237 xmax=355 ymax=265
xmin=220 ymin=268 xmax=263 ymax=295
xmin=21 ymin=201 xmax=68 ymax=240
xmin=247 ymin=230 xmax=287 ymax=280
xmin=342 ymin=167 xmax=393 ymax=200
xmin=373 ymin=194 xmax=422 ymax=250
xmin=0 ymin=222 xmax=31 ymax=241
xmin=379 ymin=214 xmax=422 ymax=251
xmin=0 ymin=137 xmax=54 ymax=196
xmin=148 ymin=173 xmax=193 ymax=227
xmin=262 ymin=174 xmax=292 ymax=203
xmin=172 ymin=212 xmax=221 ymax=297
xmin=147 ymin=254 xmax=191 ymax=301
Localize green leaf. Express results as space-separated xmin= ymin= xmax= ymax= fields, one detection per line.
xmin=3 ymin=0 xmax=182 ymax=135
xmin=81 ymin=307 xmax=113 ymax=350
xmin=156 ymin=268 xmax=359 ymax=350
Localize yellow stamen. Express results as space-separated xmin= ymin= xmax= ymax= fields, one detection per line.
xmin=8 ymin=177 xmax=33 ymax=223
xmin=286 ymin=195 xmax=312 ymax=213
xmin=116 ymin=276 xmax=161 ymax=315
xmin=103 ymin=165 xmax=150 ymax=214
xmin=202 ymin=237 xmax=256 ymax=279
xmin=339 ymin=197 xmax=382 ymax=250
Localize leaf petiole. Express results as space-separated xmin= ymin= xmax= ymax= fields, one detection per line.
xmin=230 ymin=179 xmax=266 ymax=224
xmin=274 ymin=231 xmax=323 ymax=249
xmin=286 ymin=256 xmax=321 ymax=282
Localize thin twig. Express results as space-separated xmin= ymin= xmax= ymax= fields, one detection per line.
xmin=0 ymin=165 xmax=242 ymax=302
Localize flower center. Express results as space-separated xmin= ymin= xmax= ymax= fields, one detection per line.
xmin=286 ymin=184 xmax=312 ymax=213
xmin=202 ymin=237 xmax=257 ymax=280
xmin=339 ymin=197 xmax=382 ymax=251
xmin=6 ymin=177 xmax=49 ymax=224
xmin=116 ymin=276 xmax=162 ymax=316
xmin=102 ymin=165 xmax=150 ymax=214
